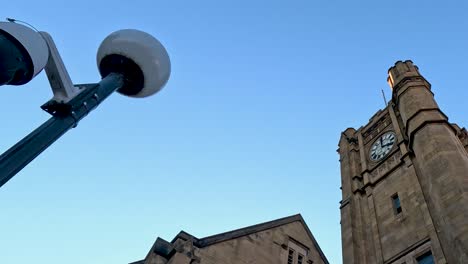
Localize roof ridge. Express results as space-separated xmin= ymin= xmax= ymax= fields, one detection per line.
xmin=170 ymin=230 xmax=199 ymax=244
xmin=197 ymin=214 xmax=302 ymax=247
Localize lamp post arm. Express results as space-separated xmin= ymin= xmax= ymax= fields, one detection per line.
xmin=0 ymin=72 xmax=125 ymax=188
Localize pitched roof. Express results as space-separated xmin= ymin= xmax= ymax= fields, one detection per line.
xmin=128 ymin=260 xmax=144 ymax=264
xmin=151 ymin=214 xmax=328 ymax=264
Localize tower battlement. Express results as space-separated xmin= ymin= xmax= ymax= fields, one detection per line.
xmin=387 ymin=60 xmax=421 ymax=89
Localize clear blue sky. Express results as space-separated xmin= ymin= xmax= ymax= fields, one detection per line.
xmin=1 ymin=1 xmax=467 ymax=263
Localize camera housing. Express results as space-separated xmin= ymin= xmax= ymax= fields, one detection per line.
xmin=97 ymin=29 xmax=171 ymax=98
xmin=0 ymin=22 xmax=49 ymax=86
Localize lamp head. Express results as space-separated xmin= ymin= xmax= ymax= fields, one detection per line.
xmin=96 ymin=29 xmax=171 ymax=98
xmin=0 ymin=22 xmax=49 ymax=86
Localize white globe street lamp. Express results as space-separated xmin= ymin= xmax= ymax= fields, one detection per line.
xmin=0 ymin=21 xmax=171 ymax=188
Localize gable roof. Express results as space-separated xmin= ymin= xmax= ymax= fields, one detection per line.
xmin=149 ymin=214 xmax=328 ymax=264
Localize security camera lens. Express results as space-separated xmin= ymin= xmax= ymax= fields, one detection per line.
xmin=0 ymin=30 xmax=34 ymax=86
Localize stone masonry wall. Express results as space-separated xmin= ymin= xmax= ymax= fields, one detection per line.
xmin=196 ymin=221 xmax=326 ymax=264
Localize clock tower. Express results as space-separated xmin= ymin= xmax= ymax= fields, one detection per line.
xmin=338 ymin=61 xmax=468 ymax=264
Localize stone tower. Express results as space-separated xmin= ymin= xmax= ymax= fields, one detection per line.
xmin=338 ymin=61 xmax=468 ymax=264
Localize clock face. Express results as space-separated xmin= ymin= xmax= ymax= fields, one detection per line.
xmin=370 ymin=132 xmax=396 ymax=161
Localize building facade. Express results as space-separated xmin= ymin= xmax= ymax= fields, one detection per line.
xmin=338 ymin=61 xmax=468 ymax=264
xmin=130 ymin=214 xmax=329 ymax=264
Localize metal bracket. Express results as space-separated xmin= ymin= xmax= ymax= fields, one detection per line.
xmin=39 ymin=31 xmax=82 ymax=103
xmin=41 ymin=83 xmax=96 ymax=116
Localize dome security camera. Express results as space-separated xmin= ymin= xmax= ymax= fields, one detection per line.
xmin=97 ymin=29 xmax=171 ymax=98
xmin=0 ymin=22 xmax=49 ymax=86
